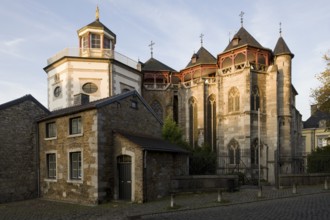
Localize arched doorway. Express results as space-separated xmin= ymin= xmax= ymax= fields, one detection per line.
xmin=117 ymin=155 xmax=132 ymax=200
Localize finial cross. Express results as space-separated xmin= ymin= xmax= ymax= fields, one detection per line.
xmin=239 ymin=11 xmax=245 ymax=27
xmin=279 ymin=22 xmax=282 ymax=37
xmin=148 ymin=41 xmax=155 ymax=58
xmin=96 ymin=5 xmax=100 ymax=21
xmin=200 ymin=33 xmax=204 ymax=47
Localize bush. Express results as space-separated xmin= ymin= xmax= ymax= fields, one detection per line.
xmin=307 ymin=146 xmax=330 ymax=173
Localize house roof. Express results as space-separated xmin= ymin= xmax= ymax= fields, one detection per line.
xmin=38 ymin=90 xmax=162 ymax=124
xmin=303 ymin=110 xmax=330 ymax=128
xmin=142 ymin=57 xmax=176 ymax=72
xmin=223 ymin=27 xmax=264 ymax=52
xmin=185 ymin=46 xmax=216 ymax=68
xmin=115 ymin=131 xmax=189 ymax=154
xmin=274 ymin=36 xmax=294 ymax=58
xmin=0 ymin=94 xmax=49 ymax=113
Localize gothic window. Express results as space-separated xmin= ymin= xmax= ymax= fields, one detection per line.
xmin=228 ymin=87 xmax=240 ymax=113
xmin=228 ymin=139 xmax=240 ymax=164
xmin=189 ymin=97 xmax=198 ymax=148
xmin=173 ymin=95 xmax=179 ymax=124
xmin=205 ymin=94 xmax=216 ymax=150
xmin=251 ymin=86 xmax=260 ymax=111
xmin=251 ymin=138 xmax=259 ymax=165
xmin=150 ymin=100 xmax=163 ymax=120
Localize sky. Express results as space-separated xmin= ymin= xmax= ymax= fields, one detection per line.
xmin=0 ymin=0 xmax=330 ymax=120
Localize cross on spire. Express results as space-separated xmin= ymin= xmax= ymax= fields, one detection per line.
xmin=239 ymin=11 xmax=245 ymax=27
xmin=148 ymin=41 xmax=155 ymax=58
xmin=200 ymin=33 xmax=204 ymax=47
xmin=279 ymin=22 xmax=282 ymax=37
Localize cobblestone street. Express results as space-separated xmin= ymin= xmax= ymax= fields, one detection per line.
xmin=0 ymin=185 xmax=329 ymax=220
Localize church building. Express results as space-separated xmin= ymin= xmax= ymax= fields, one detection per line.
xmin=44 ymin=7 xmax=303 ymax=187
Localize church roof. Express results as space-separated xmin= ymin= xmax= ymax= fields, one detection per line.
xmin=0 ymin=94 xmax=49 ymax=113
xmin=186 ymin=46 xmax=216 ymax=68
xmin=142 ymin=57 xmax=176 ymax=72
xmin=303 ymin=110 xmax=330 ymax=128
xmin=274 ymin=36 xmax=294 ymax=58
xmin=223 ymin=27 xmax=264 ymax=52
xmin=114 ymin=131 xmax=189 ymax=154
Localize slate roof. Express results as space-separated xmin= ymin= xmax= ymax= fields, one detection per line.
xmin=223 ymin=27 xmax=264 ymax=52
xmin=274 ymin=36 xmax=294 ymax=58
xmin=186 ymin=46 xmax=216 ymax=68
xmin=0 ymin=94 xmax=49 ymax=113
xmin=38 ymin=90 xmax=162 ymax=124
xmin=77 ymin=19 xmax=116 ymax=40
xmin=115 ymin=131 xmax=189 ymax=154
xmin=142 ymin=57 xmax=176 ymax=72
xmin=303 ymin=110 xmax=330 ymax=128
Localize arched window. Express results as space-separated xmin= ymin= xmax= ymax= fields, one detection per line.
xmin=189 ymin=97 xmax=198 ymax=148
xmin=228 ymin=139 xmax=240 ymax=164
xmin=205 ymin=94 xmax=216 ymax=151
xmin=228 ymin=87 xmax=240 ymax=113
xmin=150 ymin=100 xmax=163 ymax=120
xmin=251 ymin=138 xmax=259 ymax=165
xmin=251 ymin=85 xmax=260 ymax=111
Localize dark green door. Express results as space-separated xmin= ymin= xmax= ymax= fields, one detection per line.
xmin=118 ymin=155 xmax=132 ymax=200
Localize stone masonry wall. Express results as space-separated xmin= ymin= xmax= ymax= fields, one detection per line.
xmin=0 ymin=99 xmax=48 ymax=203
xmin=39 ymin=110 xmax=99 ymax=205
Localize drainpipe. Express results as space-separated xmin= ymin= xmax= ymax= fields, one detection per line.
xmin=35 ymin=122 xmax=40 ymax=198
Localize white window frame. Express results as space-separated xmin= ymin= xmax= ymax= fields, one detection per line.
xmin=45 ymin=150 xmax=57 ymax=182
xmin=67 ymin=149 xmax=83 ymax=183
xmin=45 ymin=122 xmax=57 ymax=140
xmin=69 ymin=116 xmax=83 ymax=137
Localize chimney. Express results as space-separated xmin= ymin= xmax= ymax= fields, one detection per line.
xmin=311 ymin=104 xmax=318 ymax=116
xmin=74 ymin=93 xmax=90 ymax=105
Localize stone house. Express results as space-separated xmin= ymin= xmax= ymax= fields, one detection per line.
xmin=0 ymin=95 xmax=49 ymax=203
xmin=38 ymin=91 xmax=188 ymax=204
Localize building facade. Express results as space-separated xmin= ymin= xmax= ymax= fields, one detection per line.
xmin=44 ymin=8 xmax=303 ymax=185
xmin=0 ymin=95 xmax=49 ymax=203
xmin=38 ymin=91 xmax=188 ymax=204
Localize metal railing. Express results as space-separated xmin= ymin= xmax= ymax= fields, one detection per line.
xmin=46 ymin=48 xmax=139 ymax=70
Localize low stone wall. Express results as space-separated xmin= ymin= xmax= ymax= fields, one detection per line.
xmin=279 ymin=173 xmax=330 ymax=186
xmin=171 ymin=175 xmax=239 ymax=193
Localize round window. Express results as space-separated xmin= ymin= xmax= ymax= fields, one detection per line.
xmin=82 ymin=82 xmax=98 ymax=94
xmin=54 ymin=86 xmax=61 ymax=97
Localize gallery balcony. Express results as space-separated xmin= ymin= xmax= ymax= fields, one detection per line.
xmin=46 ymin=48 xmax=139 ymax=70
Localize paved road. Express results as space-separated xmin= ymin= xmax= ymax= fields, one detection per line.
xmin=142 ymin=193 xmax=330 ymax=220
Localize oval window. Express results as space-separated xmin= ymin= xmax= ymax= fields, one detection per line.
xmin=82 ymin=82 xmax=98 ymax=94
xmin=54 ymin=86 xmax=61 ymax=97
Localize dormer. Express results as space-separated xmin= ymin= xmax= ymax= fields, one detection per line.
xmin=77 ymin=6 xmax=116 ymax=57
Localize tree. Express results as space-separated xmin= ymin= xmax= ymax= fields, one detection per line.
xmin=307 ymin=146 xmax=330 ymax=173
xmin=162 ymin=116 xmax=183 ymax=145
xmin=311 ymin=52 xmax=330 ymax=112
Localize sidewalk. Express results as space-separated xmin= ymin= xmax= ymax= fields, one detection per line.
xmin=0 ymin=184 xmax=328 ymax=220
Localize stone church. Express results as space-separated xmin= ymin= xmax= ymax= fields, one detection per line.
xmin=43 ymin=7 xmax=303 ymax=188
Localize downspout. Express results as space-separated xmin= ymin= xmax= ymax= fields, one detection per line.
xmin=35 ymin=121 xmax=40 ymax=198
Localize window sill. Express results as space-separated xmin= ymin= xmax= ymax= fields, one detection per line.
xmin=67 ymin=179 xmax=83 ymax=184
xmin=45 ymin=137 xmax=57 ymax=141
xmin=44 ymin=178 xmax=57 ymax=182
xmin=68 ymin=133 xmax=83 ymax=138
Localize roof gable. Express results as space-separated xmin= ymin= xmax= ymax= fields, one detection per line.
xmin=186 ymin=46 xmax=216 ymax=68
xmin=303 ymin=110 xmax=330 ymax=128
xmin=0 ymin=94 xmax=49 ymax=113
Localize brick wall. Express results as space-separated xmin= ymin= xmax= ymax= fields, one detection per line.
xmin=0 ymin=99 xmax=48 ymax=203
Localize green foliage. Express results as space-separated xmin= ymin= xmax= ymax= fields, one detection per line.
xmin=162 ymin=116 xmax=183 ymax=145
xmin=307 ymin=146 xmax=330 ymax=173
xmin=188 ymin=144 xmax=217 ymax=175
xmin=161 ymin=117 xmax=216 ymax=175
xmin=310 ymin=52 xmax=330 ymax=112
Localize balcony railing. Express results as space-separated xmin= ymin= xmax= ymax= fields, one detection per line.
xmin=47 ymin=48 xmax=139 ymax=70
